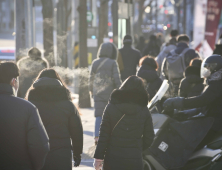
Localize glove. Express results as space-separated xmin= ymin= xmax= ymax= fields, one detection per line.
xmin=73 ymin=154 xmax=81 ymax=167
xmin=163 ymin=97 xmax=184 ymax=110
xmin=93 ymin=159 xmax=103 ymax=170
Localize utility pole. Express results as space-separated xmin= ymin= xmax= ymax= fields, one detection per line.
xmin=78 ymin=0 xmax=91 ymax=108
xmin=183 ymin=0 xmax=187 ymax=34
xmin=155 ymin=0 xmax=158 ymax=31
xmin=98 ymin=0 xmax=108 ymax=48
xmin=41 ymin=0 xmax=54 ymax=66
xmin=112 ymin=0 xmax=118 ymax=47
xmin=177 ymin=3 xmax=180 ymax=31
xmin=15 ymin=0 xmax=27 ymax=61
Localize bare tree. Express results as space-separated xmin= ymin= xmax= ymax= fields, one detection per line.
xmin=98 ymin=0 xmax=108 ymax=47
xmin=15 ymin=0 xmax=27 ymax=61
xmin=78 ymin=0 xmax=91 ymax=108
xmin=41 ymin=0 xmax=54 ymax=66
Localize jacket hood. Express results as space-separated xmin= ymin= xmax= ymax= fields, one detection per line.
xmin=28 ymin=78 xmax=71 ymax=102
xmin=97 ymin=42 xmax=117 ymax=60
xmin=109 ymin=89 xmax=148 ymax=114
xmin=137 ymin=65 xmax=159 ymax=83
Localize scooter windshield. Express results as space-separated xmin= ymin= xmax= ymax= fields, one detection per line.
xmin=148 ymin=80 xmax=169 ymax=109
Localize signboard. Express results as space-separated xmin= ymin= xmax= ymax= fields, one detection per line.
xmin=203 ymin=0 xmax=222 ymax=58
xmin=193 ymin=0 xmax=207 ymax=56
xmin=87 ymin=11 xmax=93 ymax=22
xmin=87 ymin=39 xmax=98 ymax=47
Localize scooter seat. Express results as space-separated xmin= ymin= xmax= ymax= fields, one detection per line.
xmin=207 ymin=136 xmax=222 ymax=149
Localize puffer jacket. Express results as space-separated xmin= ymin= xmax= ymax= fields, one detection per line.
xmin=94 ymin=89 xmax=154 ymax=170
xmin=0 ymin=84 xmax=49 ymax=170
xmin=27 ymin=78 xmax=83 ymax=170
xmin=179 ymin=66 xmax=205 ymax=98
xmin=137 ymin=65 xmax=162 ymax=101
xmin=89 ymin=43 xmax=122 ymax=117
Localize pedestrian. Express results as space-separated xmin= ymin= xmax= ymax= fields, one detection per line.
xmin=117 ymin=35 xmax=142 ymax=82
xmin=17 ymin=47 xmax=49 ymax=98
xmin=89 ymin=42 xmax=122 ymax=145
xmin=179 ymin=58 xmax=205 ymax=98
xmin=136 ymin=36 xmax=146 ymax=54
xmin=213 ymin=34 xmax=222 ymax=56
xmin=26 ymin=68 xmax=83 ymax=170
xmin=156 ymin=29 xmax=178 ymax=76
xmin=0 ymin=62 xmax=49 ymax=170
xmin=161 ymin=34 xmax=200 ymax=96
xmin=137 ymin=56 xmax=162 ymax=101
xmin=93 ymin=76 xmax=154 ymax=170
xmin=143 ymin=34 xmax=160 ymax=57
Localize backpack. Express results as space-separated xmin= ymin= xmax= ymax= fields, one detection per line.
xmin=166 ymin=48 xmax=190 ymax=82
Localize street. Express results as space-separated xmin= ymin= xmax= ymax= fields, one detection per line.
xmin=73 ymin=107 xmax=95 ymax=170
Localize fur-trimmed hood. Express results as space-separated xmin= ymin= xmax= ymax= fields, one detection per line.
xmin=109 ymin=89 xmax=148 ymax=114
xmin=27 ymin=78 xmax=72 ymax=102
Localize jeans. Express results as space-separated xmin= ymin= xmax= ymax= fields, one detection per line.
xmin=95 ymin=116 xmax=102 ymax=137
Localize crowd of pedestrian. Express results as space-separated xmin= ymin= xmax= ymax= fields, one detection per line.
xmin=1 ymin=28 xmax=222 ymax=170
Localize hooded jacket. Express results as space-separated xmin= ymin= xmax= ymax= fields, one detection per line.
xmin=27 ymin=78 xmax=83 ymax=170
xmin=118 ymin=44 xmax=142 ymax=82
xmin=137 ymin=65 xmax=162 ymax=101
xmin=89 ymin=42 xmax=122 ymax=117
xmin=17 ymin=56 xmax=49 ymax=98
xmin=0 ymin=83 xmax=49 ymax=170
xmin=179 ymin=66 xmax=205 ymax=98
xmin=94 ymin=89 xmax=154 ymax=170
xmin=162 ymin=42 xmax=200 ymax=84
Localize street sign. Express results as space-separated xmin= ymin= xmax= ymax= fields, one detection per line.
xmin=87 ymin=11 xmax=93 ymax=22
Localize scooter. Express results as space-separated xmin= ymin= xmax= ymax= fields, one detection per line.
xmin=144 ymin=80 xmax=222 ymax=170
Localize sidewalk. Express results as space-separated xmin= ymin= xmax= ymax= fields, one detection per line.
xmin=73 ymin=107 xmax=95 ymax=170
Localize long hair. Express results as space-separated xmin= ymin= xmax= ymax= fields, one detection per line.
xmin=25 ymin=68 xmax=68 ymax=99
xmin=120 ymin=75 xmax=147 ymax=93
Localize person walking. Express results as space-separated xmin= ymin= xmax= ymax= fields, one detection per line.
xmin=136 ymin=36 xmax=146 ymax=54
xmin=137 ymin=56 xmax=162 ymax=101
xmin=93 ymin=76 xmax=154 ymax=170
xmin=0 ymin=62 xmax=49 ymax=170
xmin=26 ymin=69 xmax=83 ymax=170
xmin=117 ymin=35 xmax=141 ymax=82
xmin=161 ymin=34 xmax=200 ymax=96
xmin=179 ymin=58 xmax=205 ymax=98
xmin=17 ymin=47 xmax=49 ymax=98
xmin=89 ymin=42 xmax=122 ymax=145
xmin=143 ymin=34 xmax=160 ymax=57
xmin=156 ymin=30 xmax=178 ymax=76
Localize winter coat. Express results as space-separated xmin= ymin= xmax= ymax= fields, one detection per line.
xmin=136 ymin=37 xmax=146 ymax=54
xmin=89 ymin=44 xmax=122 ymax=117
xmin=137 ymin=65 xmax=162 ymax=101
xmin=118 ymin=44 xmax=142 ymax=81
xmin=143 ymin=41 xmax=160 ymax=57
xmin=27 ymin=78 xmax=83 ymax=170
xmin=156 ymin=38 xmax=177 ymax=76
xmin=0 ymin=84 xmax=49 ymax=170
xmin=179 ymin=66 xmax=205 ymax=98
xmin=213 ymin=44 xmax=222 ymax=56
xmin=17 ymin=56 xmax=49 ymax=98
xmin=94 ymin=89 xmax=155 ymax=170
xmin=162 ymin=42 xmax=200 ymax=84
xmin=184 ymin=77 xmax=222 ymax=132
